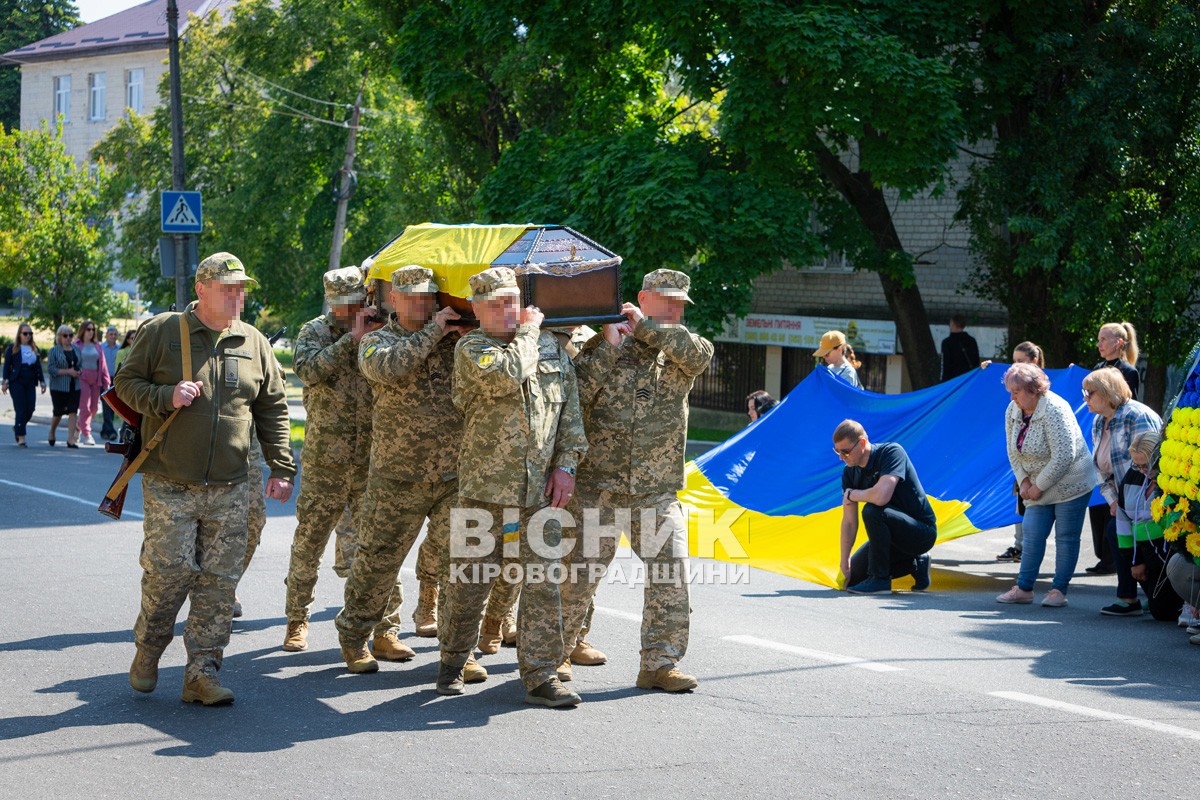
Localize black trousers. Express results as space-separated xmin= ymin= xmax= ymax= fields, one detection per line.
xmin=9 ymin=379 xmax=36 ymax=438
xmin=848 ymin=504 xmax=938 ymax=584
xmin=1107 ymin=525 xmax=1183 ymax=621
xmin=1088 ymin=503 xmax=1115 ymax=567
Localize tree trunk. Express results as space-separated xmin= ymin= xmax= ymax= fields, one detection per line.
xmin=812 ymin=138 xmax=941 ymax=389
xmin=1144 ymin=361 xmax=1167 ymax=416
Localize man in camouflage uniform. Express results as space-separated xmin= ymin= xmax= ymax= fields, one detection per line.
xmin=117 ymin=252 xmax=295 ymax=706
xmin=282 ymin=267 xmax=391 ymax=652
xmin=437 ymin=267 xmax=588 ymax=708
xmin=334 ymin=266 xmax=484 ymax=678
xmin=560 ymin=268 xmax=713 ymax=692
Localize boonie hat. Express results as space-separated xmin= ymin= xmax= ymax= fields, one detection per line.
xmin=196 ymin=252 xmax=258 ymax=286
xmin=641 ymin=268 xmax=693 ymax=303
xmin=391 ymin=265 xmax=439 ymax=294
xmin=813 ymin=330 xmax=847 ymax=358
xmin=324 ymin=266 xmax=367 ymax=304
xmin=469 ymin=267 xmax=521 ymax=302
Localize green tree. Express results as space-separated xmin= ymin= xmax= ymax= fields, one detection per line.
xmin=94 ymin=0 xmax=466 ymax=331
xmin=958 ymin=0 xmax=1200 ymax=410
xmin=0 ymin=0 xmax=80 ymax=130
xmin=0 ymin=122 xmax=123 ymax=332
xmin=374 ymin=0 xmax=972 ymax=386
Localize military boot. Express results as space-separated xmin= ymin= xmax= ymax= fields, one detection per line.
xmin=181 ymin=675 xmax=235 ymax=706
xmin=500 ymin=609 xmax=517 ymax=647
xmin=412 ymin=581 xmax=438 ymax=638
xmin=524 ymin=676 xmax=581 ymax=708
xmin=570 ymin=639 xmax=607 ymax=666
xmin=282 ymin=619 xmax=308 ymax=652
xmin=557 ymin=660 xmax=573 ymax=682
xmin=129 ymin=646 xmax=160 ymax=693
xmin=635 ymin=665 xmax=698 ymax=693
xmin=477 ymin=615 xmax=502 ymax=655
xmin=371 ymin=632 xmax=416 ymax=661
xmin=436 ymin=662 xmax=465 ymax=696
xmin=341 ymin=643 xmax=379 ymax=674
xmin=463 ymin=655 xmax=488 ymax=684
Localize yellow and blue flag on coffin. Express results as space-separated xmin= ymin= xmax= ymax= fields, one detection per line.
xmin=680 ymin=363 xmax=1099 ymax=589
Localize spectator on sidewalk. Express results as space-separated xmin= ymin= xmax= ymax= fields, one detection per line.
xmin=814 ymin=331 xmax=863 ymax=389
xmin=74 ymin=321 xmax=110 ymax=446
xmin=746 ymin=389 xmax=777 ymax=424
xmin=996 ymin=363 xmax=1094 ymax=608
xmin=1084 ymin=366 xmax=1162 ymax=616
xmin=99 ymin=325 xmax=120 ymax=441
xmin=47 ymin=325 xmax=82 ymax=447
xmin=991 ymin=341 xmax=1047 ymax=563
xmin=115 ymin=329 xmax=137 ymax=372
xmin=2 ymin=323 xmax=47 ymax=447
xmin=941 ymin=314 xmax=980 ymax=382
xmin=1085 ymin=321 xmax=1142 ymax=576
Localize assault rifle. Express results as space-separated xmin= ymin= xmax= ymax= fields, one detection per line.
xmin=98 ymin=324 xmax=287 ymax=520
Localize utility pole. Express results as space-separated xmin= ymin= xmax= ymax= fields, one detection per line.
xmin=327 ymin=70 xmax=367 ymax=273
xmin=166 ymin=0 xmax=188 ymax=309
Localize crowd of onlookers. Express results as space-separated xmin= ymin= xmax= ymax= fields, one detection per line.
xmin=745 ymin=318 xmax=1200 ymax=642
xmin=2 ymin=322 xmax=137 ymax=447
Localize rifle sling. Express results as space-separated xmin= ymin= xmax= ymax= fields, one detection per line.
xmin=104 ymin=313 xmax=193 ymax=502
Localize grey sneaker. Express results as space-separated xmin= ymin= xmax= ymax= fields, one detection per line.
xmin=524 ymin=677 xmax=581 ymax=708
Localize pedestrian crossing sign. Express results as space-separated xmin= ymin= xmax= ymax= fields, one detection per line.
xmin=161 ymin=191 xmax=203 ymax=233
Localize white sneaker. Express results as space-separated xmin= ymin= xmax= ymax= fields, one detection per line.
xmin=1179 ymin=603 xmax=1200 ymax=628
xmin=81 ymin=435 xmax=96 ymax=446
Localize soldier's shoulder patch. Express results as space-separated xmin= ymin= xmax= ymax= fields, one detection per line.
xmin=476 ymin=349 xmax=497 ymax=369
xmin=362 ymin=343 xmax=379 ymax=359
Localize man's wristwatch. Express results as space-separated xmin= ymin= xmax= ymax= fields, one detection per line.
xmin=557 ymin=466 xmax=576 ymax=477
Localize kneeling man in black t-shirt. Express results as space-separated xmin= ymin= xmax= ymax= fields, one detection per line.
xmin=834 ymin=419 xmax=938 ymax=594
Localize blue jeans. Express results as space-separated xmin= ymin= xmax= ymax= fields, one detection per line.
xmin=1017 ymin=492 xmax=1090 ymax=593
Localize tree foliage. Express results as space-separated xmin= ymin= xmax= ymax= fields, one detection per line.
xmin=958 ymin=0 xmax=1200 ymax=409
xmin=0 ymin=0 xmax=80 ymax=130
xmin=94 ymin=0 xmax=467 ymax=331
xmin=0 ymin=121 xmax=124 ymax=331
xmin=371 ymin=0 xmax=974 ymax=386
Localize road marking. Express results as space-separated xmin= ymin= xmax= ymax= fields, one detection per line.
xmin=594 ymin=606 xmax=643 ymax=622
xmin=724 ymin=634 xmax=904 ymax=672
xmin=0 ymin=478 xmax=143 ymax=520
xmin=991 ymin=691 xmax=1200 ymax=741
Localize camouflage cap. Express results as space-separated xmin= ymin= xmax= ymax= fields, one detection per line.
xmin=196 ymin=252 xmax=258 ymax=286
xmin=468 ymin=266 xmax=521 ymax=302
xmin=391 ymin=265 xmax=439 ymax=294
xmin=324 ymin=266 xmax=367 ymax=304
xmin=641 ymin=268 xmax=693 ymax=303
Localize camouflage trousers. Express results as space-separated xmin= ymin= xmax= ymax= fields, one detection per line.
xmin=440 ymin=499 xmax=566 ymax=692
xmin=284 ymin=461 xmax=389 ymax=630
xmin=334 ymin=475 xmax=456 ymax=648
xmin=560 ymin=488 xmax=690 ymax=672
xmin=134 ymin=475 xmax=249 ymax=682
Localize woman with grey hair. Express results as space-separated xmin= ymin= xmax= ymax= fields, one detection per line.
xmin=46 ymin=324 xmax=82 ymax=447
xmin=1083 ymin=366 xmax=1162 ymax=616
xmin=997 ymin=363 xmax=1095 ymax=607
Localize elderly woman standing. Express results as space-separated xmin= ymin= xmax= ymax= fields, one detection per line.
xmin=997 ymin=363 xmax=1095 ymax=607
xmin=1083 ymin=366 xmax=1162 ymax=616
xmin=46 ymin=324 xmax=82 ymax=447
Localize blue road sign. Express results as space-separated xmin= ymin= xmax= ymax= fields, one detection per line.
xmin=161 ymin=191 xmax=203 ymax=233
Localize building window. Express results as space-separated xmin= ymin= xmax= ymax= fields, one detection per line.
xmin=125 ymin=68 xmax=143 ymax=114
xmin=53 ymin=75 xmax=70 ymax=121
xmin=88 ymin=72 xmax=105 ymax=120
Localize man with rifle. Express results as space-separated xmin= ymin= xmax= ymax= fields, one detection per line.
xmin=114 ymin=252 xmax=295 ymax=706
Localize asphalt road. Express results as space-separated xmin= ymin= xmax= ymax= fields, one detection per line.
xmin=1 ymin=438 xmax=1198 ymax=799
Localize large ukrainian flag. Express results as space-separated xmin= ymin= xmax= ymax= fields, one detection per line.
xmin=680 ymin=364 xmax=1098 ymax=588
